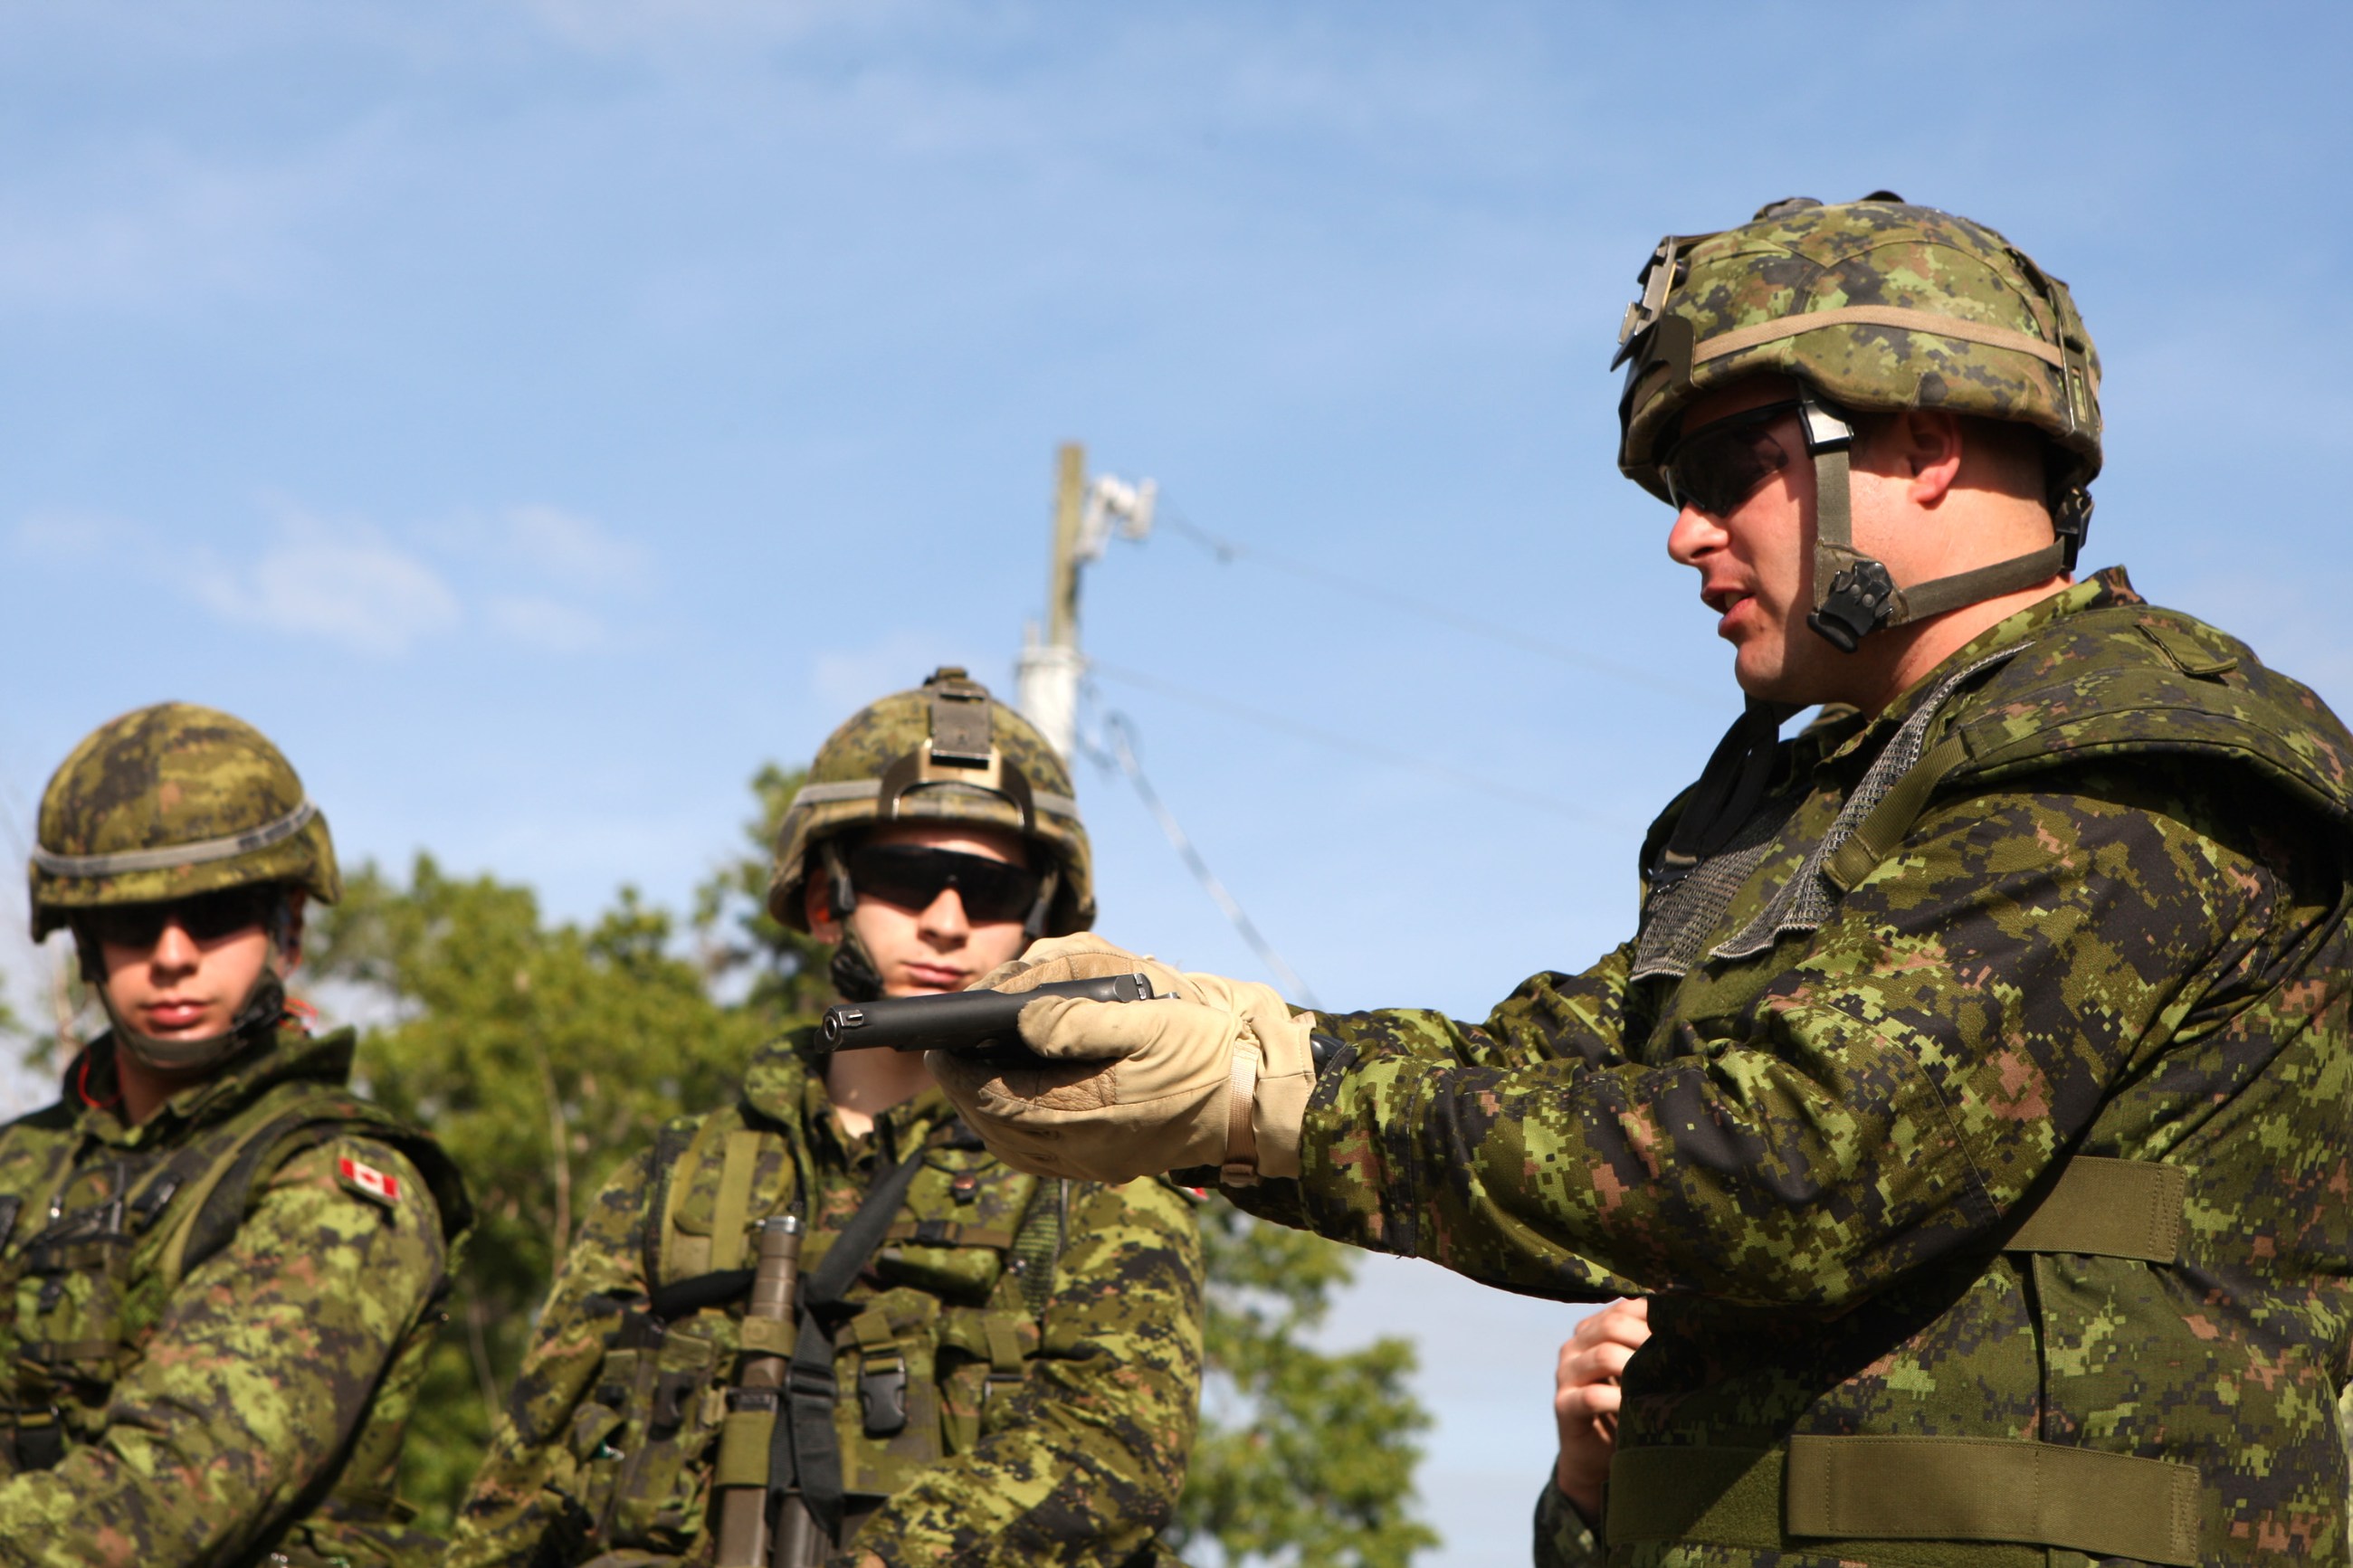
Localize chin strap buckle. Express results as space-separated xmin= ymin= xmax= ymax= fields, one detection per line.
xmin=1807 ymin=559 xmax=1899 ymax=653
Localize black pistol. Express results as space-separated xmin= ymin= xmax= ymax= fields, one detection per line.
xmin=819 ymin=973 xmax=1158 ymax=1055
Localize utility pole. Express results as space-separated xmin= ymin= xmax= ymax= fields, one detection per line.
xmin=1016 ymin=442 xmax=1154 ymax=761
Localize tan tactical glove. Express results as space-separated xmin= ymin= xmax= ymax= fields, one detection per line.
xmin=927 ymin=933 xmax=1319 ymax=1186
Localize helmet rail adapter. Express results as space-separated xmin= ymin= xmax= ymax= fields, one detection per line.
xmin=767 ymin=667 xmax=1094 ymax=942
xmin=30 ymin=701 xmax=338 ymax=1071
xmin=1615 ymin=193 xmax=2102 ymax=652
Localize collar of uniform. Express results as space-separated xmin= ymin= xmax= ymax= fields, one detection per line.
xmin=69 ymin=1024 xmax=357 ymax=1148
xmin=739 ymin=1023 xmax=959 ymax=1155
xmin=1819 ymin=565 xmax=2136 ymax=769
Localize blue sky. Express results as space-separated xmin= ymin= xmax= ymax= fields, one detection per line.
xmin=4 ymin=4 xmax=2349 ymax=1559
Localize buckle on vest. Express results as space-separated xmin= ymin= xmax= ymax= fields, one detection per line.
xmin=859 ymin=1358 xmax=909 ymax=1437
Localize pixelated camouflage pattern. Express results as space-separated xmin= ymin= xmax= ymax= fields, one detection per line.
xmin=447 ymin=1029 xmax=1202 ymax=1568
xmin=30 ymin=702 xmax=340 ymax=938
xmin=1617 ymin=196 xmax=2101 ymax=502
xmin=1535 ymin=1478 xmax=1604 ymax=1568
xmin=769 ymin=670 xmax=1095 ymax=936
xmin=1231 ymin=569 xmax=2353 ymax=1565
xmin=0 ymin=1025 xmax=464 ymax=1566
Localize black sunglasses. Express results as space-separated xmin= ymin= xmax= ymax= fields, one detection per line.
xmin=846 ymin=843 xmax=1043 ymax=925
xmin=1659 ymin=399 xmax=1800 ymax=516
xmin=82 ymin=886 xmax=280 ymax=950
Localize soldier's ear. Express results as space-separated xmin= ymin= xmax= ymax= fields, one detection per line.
xmin=805 ymin=879 xmax=842 ymax=945
xmin=277 ymin=889 xmax=308 ymax=973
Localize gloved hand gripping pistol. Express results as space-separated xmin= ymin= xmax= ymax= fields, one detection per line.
xmin=818 ymin=973 xmax=1159 ymax=1057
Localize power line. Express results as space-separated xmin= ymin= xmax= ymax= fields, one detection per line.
xmin=1089 ymin=660 xmax=1640 ymax=832
xmin=1081 ymin=712 xmax=1322 ymax=1010
xmin=1157 ymin=507 xmax=1720 ymax=708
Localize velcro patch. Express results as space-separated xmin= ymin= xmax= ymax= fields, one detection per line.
xmin=338 ymin=1156 xmax=402 ymax=1207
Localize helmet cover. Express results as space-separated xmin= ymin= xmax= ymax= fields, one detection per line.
xmin=30 ymin=702 xmax=339 ymax=941
xmin=767 ymin=668 xmax=1093 ymax=936
xmin=1616 ymin=194 xmax=2101 ymax=518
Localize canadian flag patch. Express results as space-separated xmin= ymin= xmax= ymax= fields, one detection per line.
xmin=338 ymin=1156 xmax=401 ymax=1207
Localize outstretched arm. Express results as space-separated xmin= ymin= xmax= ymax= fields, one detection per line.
xmin=1291 ymin=771 xmax=2291 ymax=1306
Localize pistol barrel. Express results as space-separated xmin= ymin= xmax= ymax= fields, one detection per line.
xmin=819 ymin=973 xmax=1157 ymax=1054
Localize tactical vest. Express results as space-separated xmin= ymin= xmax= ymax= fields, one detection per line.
xmin=556 ymin=1098 xmax=1071 ymax=1563
xmin=0 ymin=1058 xmax=470 ymax=1568
xmin=1608 ymin=589 xmax=2353 ymax=1566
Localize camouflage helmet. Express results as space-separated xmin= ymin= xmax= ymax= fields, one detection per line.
xmin=767 ymin=667 xmax=1093 ymax=936
xmin=29 ymin=702 xmax=340 ymax=940
xmin=1614 ymin=194 xmax=2103 ymax=651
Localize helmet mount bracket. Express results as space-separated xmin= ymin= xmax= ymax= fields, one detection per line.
xmin=875 ymin=742 xmax=1038 ymax=837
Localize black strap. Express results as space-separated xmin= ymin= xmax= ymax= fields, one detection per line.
xmin=774 ymin=1145 xmax=930 ymax=1540
xmin=176 ymin=1107 xmax=360 ymax=1278
xmin=1653 ymin=699 xmax=1794 ymax=885
xmin=647 ymin=1268 xmax=756 ymax=1323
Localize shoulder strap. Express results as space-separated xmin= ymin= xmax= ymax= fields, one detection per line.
xmin=1006 ymin=1174 xmax=1068 ymax=1321
xmin=641 ymin=1116 xmax=700 ymax=1291
xmin=776 ymin=1143 xmax=930 ymax=1541
xmin=643 ymin=1106 xmax=782 ymax=1321
xmin=157 ymin=1095 xmax=467 ymax=1290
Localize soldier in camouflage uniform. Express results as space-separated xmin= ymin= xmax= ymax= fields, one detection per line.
xmin=931 ymin=196 xmax=2353 ymax=1566
xmin=0 ymin=702 xmax=472 ymax=1566
xmin=446 ymin=668 xmax=1204 ymax=1568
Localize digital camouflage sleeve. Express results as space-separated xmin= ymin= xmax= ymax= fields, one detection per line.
xmin=1228 ymin=577 xmax=2353 ymax=1564
xmin=449 ymin=1116 xmax=1204 ymax=1568
xmin=0 ymin=1136 xmax=448 ymax=1566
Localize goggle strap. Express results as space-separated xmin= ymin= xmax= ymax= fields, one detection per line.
xmin=33 ymin=799 xmax=319 ymax=879
xmin=1692 ymin=304 xmax=2079 ymax=375
xmin=786 ymin=777 xmax=1080 ymax=824
xmin=1023 ymin=864 xmax=1062 ymax=938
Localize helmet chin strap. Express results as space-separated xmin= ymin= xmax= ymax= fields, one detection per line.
xmin=1798 ymin=388 xmax=2075 ymax=654
xmin=100 ymin=966 xmax=289 ymax=1075
xmin=829 ymin=927 xmax=886 ymax=1005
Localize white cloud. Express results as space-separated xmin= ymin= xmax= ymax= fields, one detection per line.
xmin=488 ymin=594 xmax=605 ymax=652
xmin=193 ymin=511 xmax=460 ymax=656
xmin=811 ymin=630 xmax=986 ymax=713
xmin=500 ymin=503 xmax=646 ymax=588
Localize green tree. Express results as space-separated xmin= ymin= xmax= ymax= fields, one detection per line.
xmin=1172 ymin=1202 xmax=1437 ymax=1568
xmin=307 ymin=855 xmax=771 ymax=1523
xmin=689 ymin=762 xmax=837 ymax=1029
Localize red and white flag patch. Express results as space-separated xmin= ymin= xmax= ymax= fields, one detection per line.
xmin=338 ymin=1156 xmax=401 ymax=1207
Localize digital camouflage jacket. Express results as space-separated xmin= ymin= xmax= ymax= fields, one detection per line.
xmin=446 ymin=1028 xmax=1205 ymax=1568
xmin=1229 ymin=569 xmax=2353 ymax=1568
xmin=0 ymin=1024 xmax=468 ymax=1567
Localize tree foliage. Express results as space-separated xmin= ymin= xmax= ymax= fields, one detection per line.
xmin=1175 ymin=1203 xmax=1438 ymax=1567
xmin=20 ymin=766 xmax=1442 ymax=1563
xmin=306 ymin=856 xmax=771 ymax=1519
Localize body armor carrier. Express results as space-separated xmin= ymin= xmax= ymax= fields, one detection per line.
xmin=0 ymin=1042 xmax=468 ymax=1568
xmin=550 ymin=1098 xmax=1071 ymax=1563
xmin=1609 ymin=575 xmax=2353 ymax=1564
